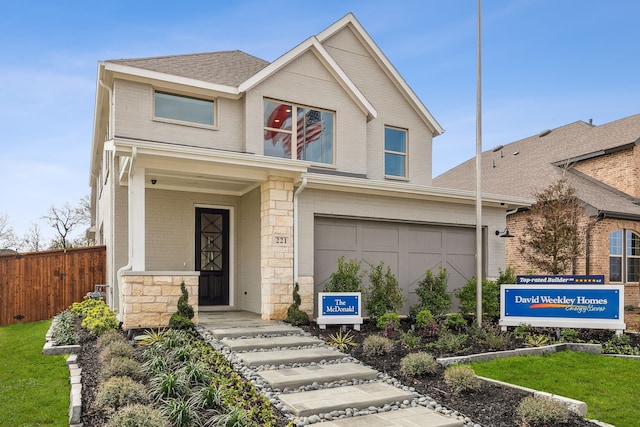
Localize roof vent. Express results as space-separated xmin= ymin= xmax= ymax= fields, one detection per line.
xmin=538 ymin=129 xmax=552 ymax=137
xmin=492 ymin=145 xmax=504 ymax=152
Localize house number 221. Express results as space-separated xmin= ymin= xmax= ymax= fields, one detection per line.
xmin=274 ymin=236 xmax=289 ymax=245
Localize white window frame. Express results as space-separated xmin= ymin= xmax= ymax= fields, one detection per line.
xmin=384 ymin=126 xmax=408 ymax=179
xmin=153 ymin=89 xmax=217 ymax=129
xmin=263 ymin=99 xmax=335 ymax=166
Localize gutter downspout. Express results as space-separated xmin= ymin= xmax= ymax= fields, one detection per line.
xmin=99 ymin=79 xmax=116 ymax=306
xmin=293 ymin=176 xmax=308 ymax=284
xmin=116 ymin=146 xmax=137 ymax=314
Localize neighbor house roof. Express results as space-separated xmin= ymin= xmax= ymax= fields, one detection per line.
xmin=433 ymin=114 xmax=640 ymax=219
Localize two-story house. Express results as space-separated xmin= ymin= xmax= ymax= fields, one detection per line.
xmin=434 ymin=114 xmax=640 ymax=306
xmin=89 ymin=13 xmax=530 ymax=329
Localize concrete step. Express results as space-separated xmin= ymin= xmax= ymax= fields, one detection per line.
xmin=238 ymin=347 xmax=345 ymax=367
xmin=319 ymin=406 xmax=465 ymax=427
xmin=258 ymin=362 xmax=377 ymax=389
xmin=220 ymin=335 xmax=323 ymax=352
xmin=209 ymin=324 xmax=302 ymax=339
xmin=278 ymin=382 xmax=414 ymax=417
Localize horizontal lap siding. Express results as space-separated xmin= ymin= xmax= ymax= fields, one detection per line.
xmin=0 ymin=246 xmax=106 ymax=326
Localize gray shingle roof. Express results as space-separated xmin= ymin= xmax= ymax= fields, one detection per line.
xmin=107 ymin=50 xmax=270 ymax=87
xmin=433 ymin=114 xmax=640 ymax=218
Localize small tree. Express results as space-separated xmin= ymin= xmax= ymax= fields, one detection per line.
xmin=518 ymin=177 xmax=584 ymax=274
xmin=455 ymin=276 xmax=500 ymax=321
xmin=285 ymin=283 xmax=309 ymax=326
xmin=43 ymin=200 xmax=88 ymax=249
xmin=364 ymin=262 xmax=404 ymax=321
xmin=323 ymin=257 xmax=363 ymax=292
xmin=0 ymin=213 xmax=19 ymax=250
xmin=410 ymin=267 xmax=451 ymax=318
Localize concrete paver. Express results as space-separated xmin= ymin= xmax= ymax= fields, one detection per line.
xmin=220 ymin=335 xmax=323 ymax=351
xmin=258 ymin=362 xmax=378 ymax=389
xmin=238 ymin=347 xmax=345 ymax=366
xmin=209 ymin=324 xmax=302 ymax=339
xmin=278 ymin=383 xmax=414 ymax=417
xmin=319 ymin=406 xmax=464 ymax=427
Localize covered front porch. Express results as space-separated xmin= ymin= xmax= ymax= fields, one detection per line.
xmin=109 ymin=138 xmax=309 ymax=329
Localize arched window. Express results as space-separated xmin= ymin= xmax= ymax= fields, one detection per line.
xmin=609 ymin=230 xmax=640 ymax=283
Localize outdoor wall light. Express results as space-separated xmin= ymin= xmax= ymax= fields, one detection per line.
xmin=151 ymin=179 xmax=157 ymax=185
xmin=495 ymin=228 xmax=515 ymax=238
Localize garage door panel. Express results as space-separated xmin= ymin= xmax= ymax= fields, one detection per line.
xmin=408 ymin=228 xmax=443 ymax=252
xmin=362 ymin=225 xmax=399 ymax=250
xmin=315 ymin=222 xmax=358 ymax=250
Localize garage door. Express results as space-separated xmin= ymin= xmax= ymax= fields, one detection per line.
xmin=314 ymin=217 xmax=477 ymax=315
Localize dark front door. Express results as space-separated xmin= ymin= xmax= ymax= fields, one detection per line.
xmin=196 ymin=208 xmax=229 ymax=306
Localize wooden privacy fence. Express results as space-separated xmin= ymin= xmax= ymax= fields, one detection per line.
xmin=0 ymin=246 xmax=106 ymax=326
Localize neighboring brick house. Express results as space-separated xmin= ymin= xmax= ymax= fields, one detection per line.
xmin=88 ymin=14 xmax=529 ymax=329
xmin=434 ymin=114 xmax=640 ymax=305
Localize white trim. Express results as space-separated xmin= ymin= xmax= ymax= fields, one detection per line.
xmin=194 ymin=204 xmax=236 ymax=309
xmin=316 ymin=13 xmax=444 ymax=135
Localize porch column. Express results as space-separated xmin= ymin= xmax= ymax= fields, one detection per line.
xmin=260 ymin=175 xmax=294 ymax=320
xmin=129 ymin=165 xmax=146 ymax=271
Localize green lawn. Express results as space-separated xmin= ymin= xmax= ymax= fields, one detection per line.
xmin=471 ymin=351 xmax=640 ymax=426
xmin=0 ymin=321 xmax=69 ymax=427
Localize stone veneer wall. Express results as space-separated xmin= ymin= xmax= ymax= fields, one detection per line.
xmin=120 ymin=272 xmax=199 ymax=330
xmin=260 ymin=176 xmax=294 ymax=320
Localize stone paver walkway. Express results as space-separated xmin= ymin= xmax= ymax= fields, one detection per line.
xmin=198 ymin=311 xmax=464 ymax=427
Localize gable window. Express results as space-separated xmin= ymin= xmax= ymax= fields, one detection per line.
xmin=154 ymin=91 xmax=215 ymax=126
xmin=384 ymin=126 xmax=407 ymax=178
xmin=263 ymin=100 xmax=334 ymax=164
xmin=609 ymin=229 xmax=640 ymax=282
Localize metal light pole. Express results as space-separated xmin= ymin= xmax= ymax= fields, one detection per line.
xmin=475 ymin=0 xmax=483 ymax=328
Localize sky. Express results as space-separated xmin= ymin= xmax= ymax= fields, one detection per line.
xmin=1 ymin=0 xmax=638 ymax=242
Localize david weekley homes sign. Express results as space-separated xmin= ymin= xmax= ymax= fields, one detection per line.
xmin=317 ymin=292 xmax=363 ymax=330
xmin=500 ymin=284 xmax=625 ymax=333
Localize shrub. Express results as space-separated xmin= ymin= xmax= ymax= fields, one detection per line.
xmin=414 ymin=309 xmax=434 ymax=329
xmin=323 ymin=256 xmax=363 ymax=292
xmin=428 ymin=330 xmax=469 ymax=354
xmin=516 ymin=396 xmax=571 ymax=426
xmin=513 ymin=323 xmax=533 ymax=340
xmin=559 ymin=328 xmax=579 ymax=343
xmin=446 ymin=313 xmax=467 ymax=331
xmin=400 ymin=329 xmax=420 ymax=349
xmin=364 ymin=262 xmax=404 ymax=321
xmin=75 ymin=298 xmax=118 ymax=336
xmin=169 ymin=282 xmax=194 ymax=330
xmin=100 ymin=340 xmax=134 ymax=363
xmin=51 ymin=310 xmax=79 ymax=345
xmin=70 ymin=296 xmax=105 ymax=317
xmin=286 ymin=283 xmax=310 ymax=326
xmin=149 ymin=371 xmax=190 ymax=400
xmin=163 ymin=397 xmax=200 ymax=427
xmin=97 ymin=329 xmax=126 ymax=349
xmin=95 ymin=376 xmax=149 ymax=413
xmin=602 ymin=334 xmax=640 ymax=355
xmin=100 ymin=356 xmax=144 ymax=381
xmin=105 ymin=404 xmax=170 ymax=427
xmin=444 ymin=365 xmax=481 ymax=394
xmin=455 ymin=276 xmax=500 ymax=321
xmin=409 ymin=267 xmax=451 ymax=318
xmin=496 ymin=266 xmax=516 ymax=285
xmin=188 ymin=384 xmax=222 ymax=409
xmin=399 ymin=352 xmax=437 ymax=377
xmin=376 ymin=312 xmax=400 ymax=331
xmin=472 ymin=323 xmax=513 ymax=351
xmin=524 ymin=334 xmax=551 ymax=347
xmin=362 ymin=334 xmax=394 ymax=356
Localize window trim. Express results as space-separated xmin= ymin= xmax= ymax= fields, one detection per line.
xmin=384 ymin=125 xmax=408 ymax=180
xmin=152 ymin=89 xmax=218 ymax=130
xmin=609 ymin=229 xmax=640 ymax=283
xmin=263 ymin=99 xmax=336 ymax=166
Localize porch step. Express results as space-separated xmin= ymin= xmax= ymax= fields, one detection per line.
xmin=278 ymin=382 xmax=414 ymax=417
xmin=238 ymin=347 xmax=345 ymax=367
xmin=208 ymin=324 xmax=302 ymax=339
xmin=258 ymin=362 xmax=378 ymax=390
xmin=220 ymin=335 xmax=323 ymax=352
xmin=318 ymin=406 xmax=465 ymax=427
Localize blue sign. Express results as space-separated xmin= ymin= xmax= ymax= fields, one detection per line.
xmin=504 ymin=287 xmax=619 ymax=320
xmin=516 ymin=275 xmax=605 ymax=285
xmin=321 ymin=294 xmax=359 ymax=316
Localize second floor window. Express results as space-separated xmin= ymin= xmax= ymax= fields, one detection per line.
xmin=384 ymin=126 xmax=407 ymax=178
xmin=263 ymin=100 xmax=334 ymax=164
xmin=610 ymin=229 xmax=640 ymax=283
xmin=154 ymin=91 xmax=215 ymax=126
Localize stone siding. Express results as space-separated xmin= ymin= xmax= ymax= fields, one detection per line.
xmin=120 ymin=273 xmax=199 ymax=329
xmin=260 ymin=176 xmax=294 ymax=320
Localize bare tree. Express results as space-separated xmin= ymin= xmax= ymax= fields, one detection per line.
xmin=518 ymin=177 xmax=584 ymax=274
xmin=22 ymin=223 xmax=45 ymax=252
xmin=0 ymin=213 xmax=19 ymax=250
xmin=43 ymin=201 xmax=88 ymax=249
